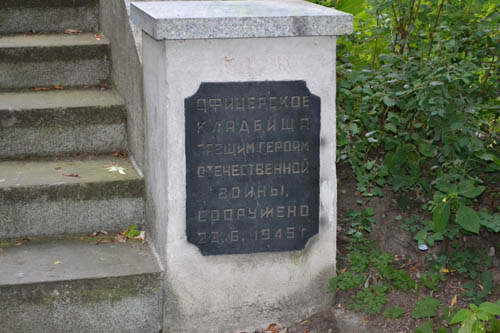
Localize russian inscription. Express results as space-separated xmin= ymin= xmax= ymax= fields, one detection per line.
xmin=185 ymin=81 xmax=320 ymax=255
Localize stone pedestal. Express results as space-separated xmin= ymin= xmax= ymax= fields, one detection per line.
xmin=131 ymin=1 xmax=352 ymax=332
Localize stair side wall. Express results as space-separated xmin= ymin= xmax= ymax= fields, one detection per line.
xmin=99 ymin=0 xmax=149 ymax=173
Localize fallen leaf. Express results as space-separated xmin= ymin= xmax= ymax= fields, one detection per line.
xmin=114 ymin=234 xmax=127 ymax=243
xmin=99 ymin=80 xmax=111 ymax=90
xmin=299 ymin=320 xmax=308 ymax=326
xmin=62 ymin=173 xmax=79 ymax=177
xmin=64 ymin=28 xmax=82 ymax=34
xmin=55 ymin=167 xmax=62 ymax=170
xmin=53 ymin=85 xmax=63 ymax=90
xmin=54 ymin=261 xmax=62 ymax=265
xmin=479 ymin=284 xmax=484 ymax=291
xmin=15 ymin=237 xmax=30 ymax=246
xmin=89 ymin=230 xmax=108 ymax=237
xmin=450 ymin=285 xmax=466 ymax=291
xmin=134 ymin=230 xmax=146 ymax=242
xmin=450 ymin=295 xmax=458 ymax=307
xmin=264 ymin=323 xmax=285 ymax=333
xmin=106 ymin=165 xmax=126 ymax=175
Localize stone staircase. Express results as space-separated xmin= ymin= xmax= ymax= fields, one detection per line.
xmin=0 ymin=1 xmax=162 ymax=332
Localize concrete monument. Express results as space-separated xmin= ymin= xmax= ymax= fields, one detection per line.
xmin=131 ymin=1 xmax=352 ymax=331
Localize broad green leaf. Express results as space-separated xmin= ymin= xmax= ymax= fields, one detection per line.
xmin=383 ymin=95 xmax=396 ymax=107
xmin=458 ymin=317 xmax=474 ymax=333
xmin=457 ymin=180 xmax=485 ymax=199
xmin=456 ymin=205 xmax=481 ymax=234
xmin=476 ymin=153 xmax=500 ymax=166
xmin=476 ymin=311 xmax=490 ymax=321
xmin=412 ymin=297 xmax=440 ymax=319
xmin=384 ymin=123 xmax=398 ymax=134
xmin=433 ymin=202 xmax=451 ymax=233
xmin=488 ymin=318 xmax=500 ymax=333
xmin=335 ymin=0 xmax=366 ymax=15
xmin=478 ymin=302 xmax=500 ymax=316
xmin=418 ymin=143 xmax=436 ymax=158
xmin=414 ymin=230 xmax=427 ymax=246
xmin=450 ymin=309 xmax=473 ymax=324
xmin=435 ymin=178 xmax=457 ymax=194
xmin=433 ymin=191 xmax=447 ymax=204
xmin=365 ymin=160 xmax=376 ymax=170
xmin=347 ymin=123 xmax=360 ymax=134
xmin=364 ymin=207 xmax=375 ymax=216
xmin=373 ymin=187 xmax=383 ymax=197
xmin=427 ymin=232 xmax=443 ymax=246
xmin=337 ymin=132 xmax=349 ymax=147
xmin=415 ymin=321 xmax=433 ymax=333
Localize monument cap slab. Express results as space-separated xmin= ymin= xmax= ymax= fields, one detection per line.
xmin=131 ymin=0 xmax=353 ymax=40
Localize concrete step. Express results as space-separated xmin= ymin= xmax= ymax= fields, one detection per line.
xmin=0 ymin=155 xmax=145 ymax=239
xmin=0 ymin=0 xmax=99 ymax=34
xmin=0 ymin=237 xmax=162 ymax=332
xmin=0 ymin=33 xmax=110 ymax=89
xmin=0 ymin=89 xmax=127 ymax=158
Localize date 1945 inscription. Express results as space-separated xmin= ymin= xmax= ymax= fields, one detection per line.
xmin=185 ymin=81 xmax=320 ymax=255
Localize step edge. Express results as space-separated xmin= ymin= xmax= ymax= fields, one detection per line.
xmin=0 ymin=35 xmax=110 ymax=49
xmin=0 ymin=90 xmax=124 ymax=110
xmin=0 ymin=179 xmax=145 ymax=202
xmin=0 ymin=270 xmax=163 ymax=289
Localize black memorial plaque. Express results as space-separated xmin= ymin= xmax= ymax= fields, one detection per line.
xmin=185 ymin=81 xmax=320 ymax=255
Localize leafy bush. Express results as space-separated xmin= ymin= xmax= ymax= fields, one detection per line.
xmin=450 ymin=302 xmax=500 ymax=333
xmin=320 ymin=0 xmax=500 ymax=238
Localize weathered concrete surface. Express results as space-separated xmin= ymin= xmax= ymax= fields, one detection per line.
xmin=0 ymin=33 xmax=110 ymax=89
xmin=0 ymin=0 xmax=98 ymax=34
xmin=0 ymin=89 xmax=127 ymax=158
xmin=100 ymin=0 xmax=151 ymax=171
xmin=140 ymin=32 xmax=340 ymax=332
xmin=0 ymin=155 xmax=145 ymax=239
xmin=0 ymin=238 xmax=162 ymax=333
xmin=131 ymin=1 xmax=353 ymax=40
